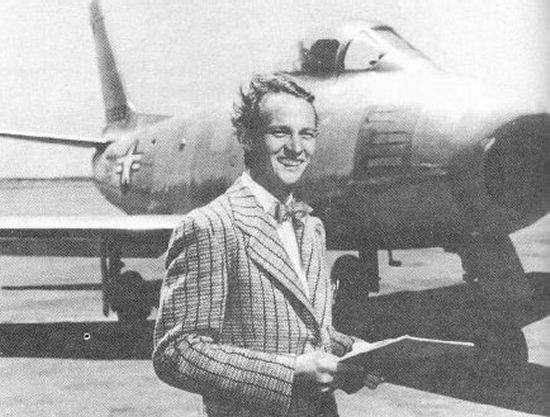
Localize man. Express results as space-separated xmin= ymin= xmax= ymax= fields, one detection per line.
xmin=153 ymin=74 xmax=380 ymax=416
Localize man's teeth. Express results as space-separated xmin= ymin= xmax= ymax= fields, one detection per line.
xmin=279 ymin=159 xmax=302 ymax=166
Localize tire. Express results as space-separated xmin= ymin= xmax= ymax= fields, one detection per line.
xmin=331 ymin=254 xmax=367 ymax=333
xmin=110 ymin=270 xmax=151 ymax=324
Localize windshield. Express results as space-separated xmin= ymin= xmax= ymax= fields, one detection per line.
xmin=302 ymin=38 xmax=341 ymax=73
xmin=343 ymin=29 xmax=388 ymax=71
xmin=373 ymin=27 xmax=416 ymax=51
xmin=294 ymin=22 xmax=425 ymax=74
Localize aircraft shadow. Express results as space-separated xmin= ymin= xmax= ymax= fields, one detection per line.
xmin=0 ymin=319 xmax=155 ymax=360
xmin=334 ymin=271 xmax=550 ymax=415
xmin=0 ymin=272 xmax=548 ymax=414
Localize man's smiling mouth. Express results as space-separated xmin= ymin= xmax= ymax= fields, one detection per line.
xmin=277 ymin=157 xmax=305 ymax=168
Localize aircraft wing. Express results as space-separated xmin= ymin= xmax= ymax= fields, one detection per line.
xmin=0 ymin=215 xmax=183 ymax=258
xmin=0 ymin=130 xmax=109 ymax=148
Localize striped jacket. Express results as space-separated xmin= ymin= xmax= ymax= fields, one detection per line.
xmin=153 ymin=177 xmax=354 ymax=416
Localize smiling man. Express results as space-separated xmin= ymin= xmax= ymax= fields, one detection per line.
xmin=153 ymin=74 xmax=380 ymax=417
xmin=243 ymin=88 xmax=317 ymax=200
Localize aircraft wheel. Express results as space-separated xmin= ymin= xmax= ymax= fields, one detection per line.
xmin=331 ymin=255 xmax=362 ymax=301
xmin=110 ymin=270 xmax=151 ymax=324
xmin=331 ymin=254 xmax=368 ymax=333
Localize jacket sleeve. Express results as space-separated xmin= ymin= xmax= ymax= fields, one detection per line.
xmin=152 ymin=209 xmax=296 ymax=415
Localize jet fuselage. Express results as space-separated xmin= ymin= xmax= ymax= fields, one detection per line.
xmin=92 ymin=64 xmax=548 ymax=250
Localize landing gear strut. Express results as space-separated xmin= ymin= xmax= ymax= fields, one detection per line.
xmin=100 ymin=238 xmax=151 ymax=324
xmin=331 ymin=248 xmax=381 ymax=305
xmin=454 ymin=233 xmax=531 ymax=364
xmin=359 ymin=245 xmax=381 ymax=293
xmin=456 ymin=233 xmax=533 ymax=307
xmin=331 ymin=244 xmax=383 ymax=333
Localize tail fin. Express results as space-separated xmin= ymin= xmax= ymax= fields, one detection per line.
xmin=89 ymin=0 xmax=132 ymax=128
xmin=89 ymin=0 xmax=169 ymax=132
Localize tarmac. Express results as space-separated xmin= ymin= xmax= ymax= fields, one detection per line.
xmin=0 ymin=179 xmax=548 ymax=416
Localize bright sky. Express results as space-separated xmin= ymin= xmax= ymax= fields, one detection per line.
xmin=0 ymin=0 xmax=548 ymax=177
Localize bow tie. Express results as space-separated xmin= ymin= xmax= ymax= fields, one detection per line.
xmin=271 ymin=199 xmax=313 ymax=224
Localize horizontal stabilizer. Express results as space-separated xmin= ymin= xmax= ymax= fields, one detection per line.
xmin=0 ymin=214 xmax=183 ymax=258
xmin=2 ymin=283 xmax=102 ymax=291
xmin=0 ymin=130 xmax=109 ymax=149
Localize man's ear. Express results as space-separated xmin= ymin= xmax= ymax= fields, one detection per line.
xmin=239 ymin=130 xmax=256 ymax=153
xmin=241 ymin=140 xmax=252 ymax=153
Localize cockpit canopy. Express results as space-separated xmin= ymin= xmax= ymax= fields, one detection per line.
xmin=297 ymin=20 xmax=424 ymax=74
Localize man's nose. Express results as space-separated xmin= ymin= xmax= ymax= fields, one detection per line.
xmin=286 ymin=134 xmax=304 ymax=154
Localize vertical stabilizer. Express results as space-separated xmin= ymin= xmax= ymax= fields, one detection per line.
xmin=89 ymin=0 xmax=132 ymax=126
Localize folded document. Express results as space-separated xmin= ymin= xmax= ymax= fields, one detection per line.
xmin=340 ymin=335 xmax=477 ymax=369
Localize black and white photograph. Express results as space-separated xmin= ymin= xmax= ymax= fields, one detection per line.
xmin=0 ymin=1 xmax=548 ymax=416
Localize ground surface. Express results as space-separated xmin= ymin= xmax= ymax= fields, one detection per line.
xmin=0 ymin=179 xmax=548 ymax=416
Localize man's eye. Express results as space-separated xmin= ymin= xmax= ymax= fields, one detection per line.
xmin=301 ymin=130 xmax=318 ymax=139
xmin=269 ymin=129 xmax=289 ymax=138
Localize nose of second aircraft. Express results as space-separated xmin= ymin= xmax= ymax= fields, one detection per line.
xmin=484 ymin=113 xmax=550 ymax=222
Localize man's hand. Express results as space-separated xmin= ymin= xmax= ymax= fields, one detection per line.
xmin=334 ymin=337 xmax=385 ymax=394
xmin=294 ymin=347 xmax=384 ymax=397
xmin=294 ymin=350 xmax=339 ymax=395
xmin=335 ymin=362 xmax=384 ymax=394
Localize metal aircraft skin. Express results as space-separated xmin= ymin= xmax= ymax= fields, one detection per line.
xmin=0 ymin=0 xmax=548 ymax=321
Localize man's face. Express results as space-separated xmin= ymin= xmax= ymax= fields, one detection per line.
xmin=249 ymin=92 xmax=317 ymax=192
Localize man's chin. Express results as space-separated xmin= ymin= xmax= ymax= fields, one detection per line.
xmin=277 ymin=172 xmax=305 ymax=188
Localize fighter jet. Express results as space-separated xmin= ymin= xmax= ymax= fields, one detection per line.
xmin=0 ymin=0 xmax=547 ymax=323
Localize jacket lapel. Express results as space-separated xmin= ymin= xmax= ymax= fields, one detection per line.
xmin=300 ymin=217 xmax=327 ymax=312
xmin=226 ymin=179 xmax=319 ymax=328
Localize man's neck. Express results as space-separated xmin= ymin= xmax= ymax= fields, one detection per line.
xmin=248 ymin=171 xmax=293 ymax=203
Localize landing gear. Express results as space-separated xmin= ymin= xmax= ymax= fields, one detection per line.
xmin=331 ymin=255 xmax=365 ymax=304
xmin=331 ymin=249 xmax=381 ymax=303
xmin=109 ymin=270 xmax=150 ymax=323
xmin=331 ymin=254 xmax=364 ymax=334
xmin=456 ymin=233 xmax=533 ymax=307
xmin=454 ymin=233 xmax=531 ymax=364
xmin=359 ymin=246 xmax=381 ymax=292
xmin=100 ymin=239 xmax=152 ymax=324
xmin=331 ymin=246 xmax=381 ymax=333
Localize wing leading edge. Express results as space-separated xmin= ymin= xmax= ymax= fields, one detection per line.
xmin=0 ymin=215 xmax=183 ymax=258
